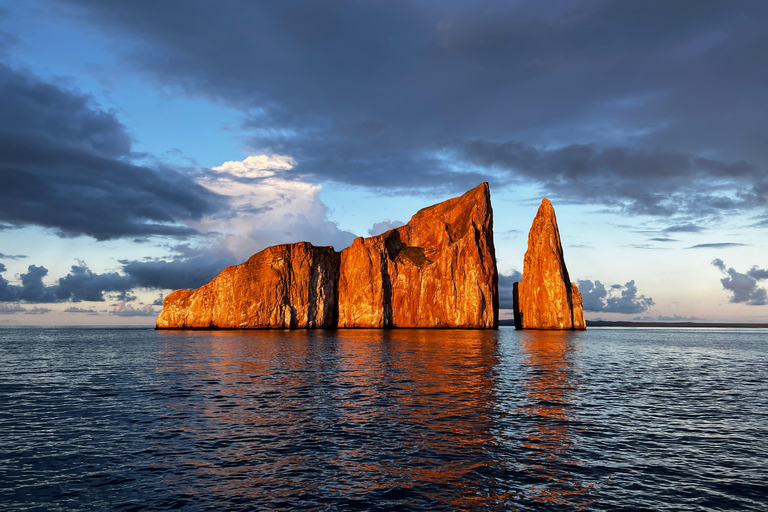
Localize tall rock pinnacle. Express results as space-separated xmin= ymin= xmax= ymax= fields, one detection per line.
xmin=514 ymin=198 xmax=585 ymax=330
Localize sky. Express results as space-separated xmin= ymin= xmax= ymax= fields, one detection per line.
xmin=1 ymin=0 xmax=767 ymax=325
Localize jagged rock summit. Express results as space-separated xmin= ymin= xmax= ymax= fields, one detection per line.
xmin=338 ymin=182 xmax=498 ymax=328
xmin=157 ymin=183 xmax=499 ymax=330
xmin=513 ymin=198 xmax=586 ymax=330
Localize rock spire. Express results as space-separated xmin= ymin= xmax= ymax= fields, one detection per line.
xmin=513 ymin=198 xmax=585 ymax=330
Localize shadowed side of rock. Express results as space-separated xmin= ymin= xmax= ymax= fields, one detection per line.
xmin=513 ymin=198 xmax=585 ymax=330
xmin=337 ymin=182 xmax=498 ymax=328
xmin=156 ymin=242 xmax=339 ymax=329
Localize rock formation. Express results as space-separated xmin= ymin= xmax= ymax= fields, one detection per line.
xmin=337 ymin=182 xmax=498 ymax=328
xmin=157 ymin=183 xmax=499 ymax=329
xmin=156 ymin=242 xmax=339 ymax=329
xmin=571 ymin=283 xmax=587 ymax=330
xmin=513 ymin=198 xmax=585 ymax=330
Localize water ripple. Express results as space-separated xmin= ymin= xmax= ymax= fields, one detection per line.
xmin=0 ymin=326 xmax=766 ymax=511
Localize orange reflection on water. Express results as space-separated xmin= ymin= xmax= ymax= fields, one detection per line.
xmin=155 ymin=328 xmax=518 ymax=508
xmin=153 ymin=328 xmax=597 ymax=508
xmin=519 ymin=330 xmax=594 ymax=508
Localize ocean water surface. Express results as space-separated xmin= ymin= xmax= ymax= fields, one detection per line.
xmin=0 ymin=326 xmax=766 ymax=511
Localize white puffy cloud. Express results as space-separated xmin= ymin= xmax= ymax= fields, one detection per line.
xmin=193 ymin=155 xmax=356 ymax=260
xmin=211 ymin=154 xmax=296 ymax=178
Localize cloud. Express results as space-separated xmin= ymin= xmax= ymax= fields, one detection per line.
xmin=0 ymin=262 xmax=134 ymax=303
xmin=24 ymin=306 xmax=51 ymax=315
xmin=120 ymin=254 xmax=236 ymax=291
xmin=657 ymin=315 xmax=703 ymax=322
xmin=649 ymin=237 xmax=677 ymax=242
xmin=110 ymin=303 xmax=157 ymax=317
xmin=368 ymin=219 xmax=405 ymax=236
xmin=0 ymin=253 xmax=26 ymax=260
xmin=663 ymin=224 xmax=705 ymax=233
xmin=1 ymin=255 xmax=235 ymax=304
xmin=0 ymin=7 xmax=18 ymax=56
xmin=193 ymin=156 xmax=357 ymax=259
xmin=0 ymin=303 xmax=25 ymax=314
xmin=498 ymin=271 xmax=522 ymax=310
xmin=0 ymin=64 xmax=224 ymax=240
xmin=748 ymin=267 xmax=768 ymax=280
xmin=686 ymin=243 xmax=746 ymax=249
xmin=460 ymin=141 xmax=766 ymax=219
xmin=633 ymin=315 xmax=704 ymax=322
xmin=54 ymin=262 xmax=135 ymax=302
xmin=212 ymin=155 xmax=296 ymax=178
xmin=712 ymin=259 xmax=768 ymax=305
xmin=64 ymin=306 xmax=99 ymax=314
xmin=578 ymin=279 xmax=654 ymax=314
xmin=712 ymin=258 xmax=726 ymax=273
xmin=0 ymin=265 xmax=57 ymax=302
xmin=0 ymin=251 xmax=246 ymax=306
xmin=49 ymin=0 xmax=768 ymax=223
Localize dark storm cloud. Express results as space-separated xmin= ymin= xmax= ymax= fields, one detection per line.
xmin=460 ymin=140 xmax=766 ymax=219
xmin=12 ymin=265 xmax=56 ymax=302
xmin=712 ymin=259 xmax=768 ymax=305
xmin=55 ymin=263 xmax=135 ymax=302
xmin=0 ymin=64 xmax=224 ymax=240
xmin=0 ymin=253 xmax=235 ymax=305
xmin=120 ymin=254 xmax=236 ymax=291
xmin=0 ymin=7 xmax=18 ymax=55
xmin=498 ymin=271 xmax=522 ymax=310
xmin=578 ymin=279 xmax=654 ymax=314
xmin=50 ymin=0 xmax=768 ymax=218
xmin=0 ymin=262 xmax=134 ymax=302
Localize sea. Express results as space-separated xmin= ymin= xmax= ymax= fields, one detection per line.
xmin=0 ymin=326 xmax=766 ymax=511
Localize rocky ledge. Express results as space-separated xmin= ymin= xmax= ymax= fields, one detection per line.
xmin=157 ymin=183 xmax=499 ymax=329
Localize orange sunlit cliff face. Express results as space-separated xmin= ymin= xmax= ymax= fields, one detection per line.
xmin=157 ymin=183 xmax=498 ymax=330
